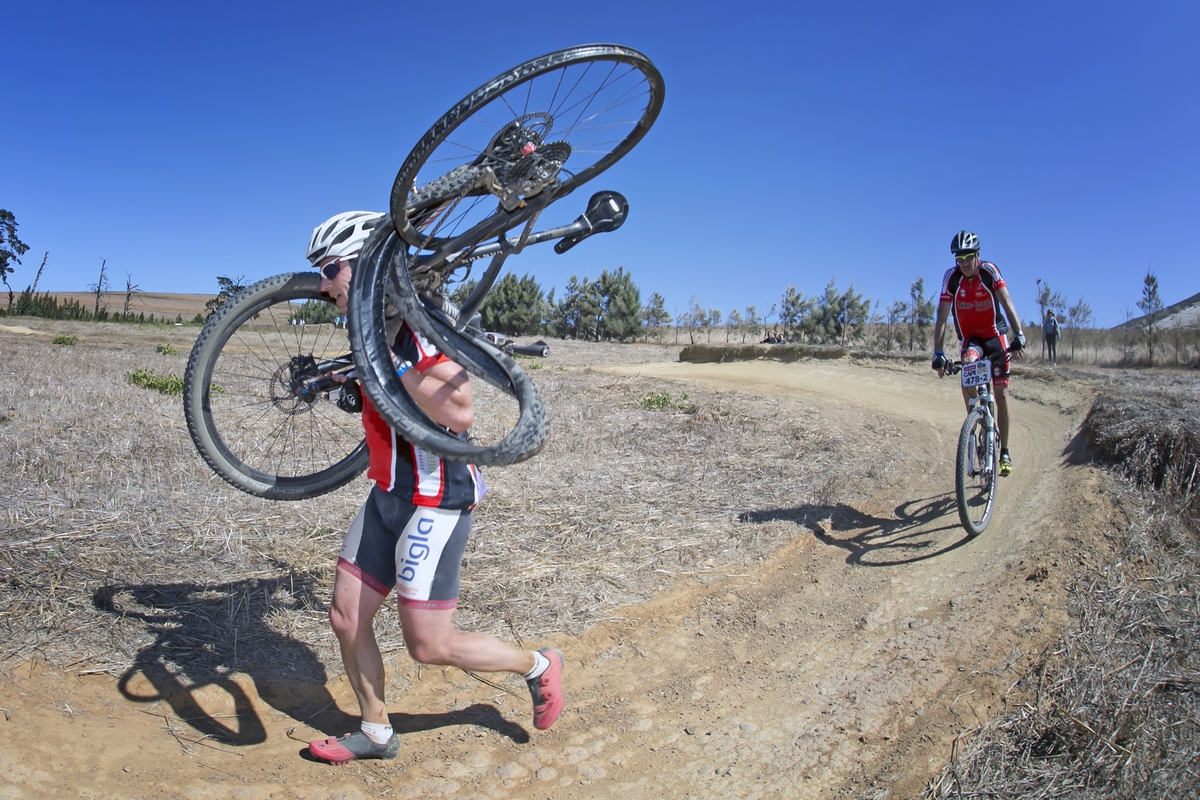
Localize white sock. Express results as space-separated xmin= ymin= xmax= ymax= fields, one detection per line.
xmin=523 ymin=650 xmax=550 ymax=681
xmin=360 ymin=720 xmax=393 ymax=745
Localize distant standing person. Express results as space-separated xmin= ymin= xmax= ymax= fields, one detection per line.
xmin=1044 ymin=310 xmax=1060 ymax=366
xmin=302 ymin=211 xmax=564 ymax=765
xmin=931 ymin=231 xmax=1026 ymax=477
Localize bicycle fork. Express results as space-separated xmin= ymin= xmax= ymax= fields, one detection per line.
xmin=968 ymin=393 xmax=997 ymax=479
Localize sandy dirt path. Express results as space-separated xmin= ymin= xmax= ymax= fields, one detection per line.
xmin=0 ymin=358 xmax=1106 ymax=800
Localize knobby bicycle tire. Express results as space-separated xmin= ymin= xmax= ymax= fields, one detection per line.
xmin=183 ymin=272 xmax=368 ymax=500
xmin=954 ymin=407 xmax=997 ymax=535
xmin=389 ymin=44 xmax=664 ymax=270
xmin=350 ymin=45 xmax=664 ymax=466
xmin=347 ymin=223 xmax=548 ymax=466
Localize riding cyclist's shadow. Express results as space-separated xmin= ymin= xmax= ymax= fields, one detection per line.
xmin=740 ymin=494 xmax=974 ymax=566
xmin=93 ymin=575 xmax=529 ymax=747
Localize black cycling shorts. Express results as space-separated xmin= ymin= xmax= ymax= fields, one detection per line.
xmin=961 ymin=334 xmax=1011 ymax=387
xmin=337 ymin=486 xmax=472 ymax=610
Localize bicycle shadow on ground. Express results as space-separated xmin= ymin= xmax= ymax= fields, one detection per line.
xmin=740 ymin=494 xmax=975 ymax=567
xmin=93 ymin=576 xmax=530 ymax=748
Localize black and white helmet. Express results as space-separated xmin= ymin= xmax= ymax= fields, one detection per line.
xmin=951 ymin=230 xmax=980 ymax=254
xmin=306 ymin=211 xmax=386 ymax=265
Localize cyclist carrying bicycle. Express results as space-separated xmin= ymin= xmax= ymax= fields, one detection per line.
xmin=303 ymin=211 xmax=564 ymax=765
xmin=931 ymin=231 xmax=1026 ymax=477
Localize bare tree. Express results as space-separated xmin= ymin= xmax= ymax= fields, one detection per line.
xmin=1066 ymin=297 xmax=1093 ymax=363
xmin=29 ymin=252 xmax=47 ymax=295
xmin=89 ymin=258 xmax=110 ymax=318
xmin=1121 ymin=308 xmax=1135 ymax=365
xmin=122 ymin=273 xmax=141 ymax=318
xmin=883 ymin=300 xmax=907 ymax=352
xmin=907 ymin=278 xmax=934 ymax=351
xmin=707 ymin=308 xmax=721 ymax=342
xmin=726 ymin=307 xmax=741 ymax=343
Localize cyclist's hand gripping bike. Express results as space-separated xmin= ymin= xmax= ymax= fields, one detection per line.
xmin=183 ymin=45 xmax=665 ymax=500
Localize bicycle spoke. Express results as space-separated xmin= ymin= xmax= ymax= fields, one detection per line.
xmin=185 ymin=272 xmax=368 ymax=499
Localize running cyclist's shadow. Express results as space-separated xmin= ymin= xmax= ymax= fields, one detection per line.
xmin=93 ymin=575 xmax=528 ymax=747
xmin=740 ymin=494 xmax=974 ymax=566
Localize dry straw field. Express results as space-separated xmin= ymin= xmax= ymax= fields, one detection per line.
xmin=0 ymin=322 xmax=886 ymax=667
xmin=1 ymin=315 xmax=1197 ymax=799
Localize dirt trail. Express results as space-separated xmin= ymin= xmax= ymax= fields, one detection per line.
xmin=0 ymin=358 xmax=1107 ymax=800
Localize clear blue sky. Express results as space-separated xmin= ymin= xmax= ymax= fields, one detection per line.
xmin=4 ymin=1 xmax=1197 ymax=328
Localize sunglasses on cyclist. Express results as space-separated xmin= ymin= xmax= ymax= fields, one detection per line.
xmin=954 ymin=252 xmax=978 ymax=263
xmin=319 ymin=259 xmax=348 ymax=280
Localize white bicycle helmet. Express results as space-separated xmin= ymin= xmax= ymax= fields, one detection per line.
xmin=306 ymin=211 xmax=386 ymax=265
xmin=951 ymin=230 xmax=980 ymax=254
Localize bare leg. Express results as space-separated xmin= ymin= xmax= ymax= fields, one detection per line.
xmin=329 ymin=566 xmax=390 ymax=724
xmin=398 ymin=605 xmax=535 ymax=675
xmin=958 ymin=351 xmax=980 ymax=414
xmin=995 ymin=384 xmax=1010 ymax=451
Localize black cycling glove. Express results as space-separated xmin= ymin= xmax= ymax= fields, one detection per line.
xmin=931 ymin=353 xmax=948 ymax=371
xmin=1010 ymin=332 xmax=1026 ymax=352
xmin=335 ymin=380 xmax=363 ymax=414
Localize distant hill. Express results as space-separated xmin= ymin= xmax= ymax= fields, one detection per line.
xmin=40 ymin=292 xmax=214 ymax=319
xmin=1114 ymin=290 xmax=1200 ymax=331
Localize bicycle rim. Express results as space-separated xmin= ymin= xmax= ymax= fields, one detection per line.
xmin=955 ymin=408 xmax=997 ymax=535
xmin=348 ymin=224 xmax=549 ymax=466
xmin=183 ymin=272 xmax=368 ymax=500
xmin=389 ymin=44 xmax=664 ymax=278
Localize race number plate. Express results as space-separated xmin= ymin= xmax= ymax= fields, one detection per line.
xmin=960 ymin=359 xmax=992 ymax=388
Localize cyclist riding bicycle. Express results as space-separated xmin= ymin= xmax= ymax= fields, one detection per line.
xmin=931 ymin=231 xmax=1026 ymax=477
xmin=303 ymin=211 xmax=564 ymax=765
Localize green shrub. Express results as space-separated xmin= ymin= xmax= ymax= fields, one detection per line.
xmin=514 ymin=355 xmax=542 ymax=369
xmin=156 ymin=343 xmax=177 ymax=356
xmin=640 ymin=391 xmax=694 ymax=412
xmin=641 ymin=391 xmax=674 ymax=410
xmin=127 ymin=368 xmax=185 ymax=396
xmin=51 ymin=335 xmax=77 ymax=346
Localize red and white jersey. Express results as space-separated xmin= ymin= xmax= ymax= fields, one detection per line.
xmin=939 ymin=260 xmax=1010 ymax=341
xmin=360 ymin=321 xmax=483 ymax=511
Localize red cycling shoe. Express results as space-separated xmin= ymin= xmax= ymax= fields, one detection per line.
xmin=527 ymin=648 xmax=564 ymax=730
xmin=309 ymin=731 xmax=400 ymax=765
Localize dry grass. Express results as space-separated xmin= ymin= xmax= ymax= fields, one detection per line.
xmin=1086 ymin=387 xmax=1200 ymax=523
xmin=923 ymin=378 xmax=1200 ymax=800
xmin=0 ymin=331 xmax=903 ymax=689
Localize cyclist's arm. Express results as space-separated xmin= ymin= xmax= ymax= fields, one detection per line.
xmin=996 ymin=286 xmax=1025 ymax=346
xmin=932 ymin=299 xmax=953 ymax=354
xmin=401 ymin=358 xmax=474 ymax=434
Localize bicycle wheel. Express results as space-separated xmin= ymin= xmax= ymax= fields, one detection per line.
xmin=389 ymin=44 xmax=664 ymax=294
xmin=348 ymin=223 xmax=549 ymax=466
xmin=183 ymin=272 xmax=368 ymax=500
xmin=954 ymin=407 xmax=997 ymax=535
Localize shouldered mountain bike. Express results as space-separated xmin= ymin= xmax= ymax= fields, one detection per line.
xmin=183 ymin=44 xmax=665 ymax=500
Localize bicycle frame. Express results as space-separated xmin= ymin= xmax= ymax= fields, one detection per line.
xmin=184 ymin=45 xmax=661 ymax=496
xmin=958 ymin=359 xmax=997 ymax=473
xmin=950 ymin=358 xmax=1000 ymax=534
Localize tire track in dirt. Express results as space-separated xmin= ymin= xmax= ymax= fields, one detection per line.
xmin=0 ymin=359 xmax=1105 ymax=800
